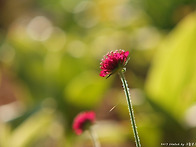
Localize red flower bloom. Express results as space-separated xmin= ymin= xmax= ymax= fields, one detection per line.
xmin=99 ymin=50 xmax=129 ymax=77
xmin=73 ymin=111 xmax=95 ymax=135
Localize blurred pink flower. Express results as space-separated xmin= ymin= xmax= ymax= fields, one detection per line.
xmin=73 ymin=111 xmax=95 ymax=135
xmin=99 ymin=50 xmax=129 ymax=77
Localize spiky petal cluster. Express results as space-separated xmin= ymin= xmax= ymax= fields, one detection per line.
xmin=73 ymin=111 xmax=95 ymax=135
xmin=100 ymin=50 xmax=129 ymax=77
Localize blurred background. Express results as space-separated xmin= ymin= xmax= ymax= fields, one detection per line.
xmin=0 ymin=0 xmax=196 ymax=146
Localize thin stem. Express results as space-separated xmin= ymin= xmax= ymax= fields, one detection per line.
xmin=89 ymin=127 xmax=100 ymax=147
xmin=119 ymin=70 xmax=141 ymax=147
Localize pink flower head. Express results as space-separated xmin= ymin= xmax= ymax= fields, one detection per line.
xmin=73 ymin=111 xmax=95 ymax=135
xmin=100 ymin=50 xmax=129 ymax=77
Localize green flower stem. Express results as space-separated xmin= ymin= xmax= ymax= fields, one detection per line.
xmin=119 ymin=70 xmax=141 ymax=147
xmin=89 ymin=127 xmax=100 ymax=147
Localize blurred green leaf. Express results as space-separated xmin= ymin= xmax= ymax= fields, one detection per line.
xmin=145 ymin=12 xmax=196 ymax=121
xmin=65 ymin=71 xmax=110 ymax=108
xmin=9 ymin=108 xmax=55 ymax=147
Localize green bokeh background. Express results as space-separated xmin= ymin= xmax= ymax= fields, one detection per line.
xmin=0 ymin=0 xmax=196 ymax=146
